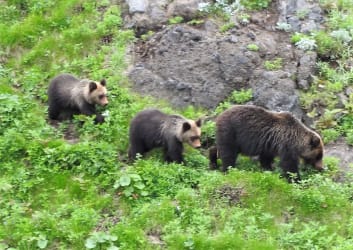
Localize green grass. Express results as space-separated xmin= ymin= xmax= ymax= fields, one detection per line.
xmin=1 ymin=0 xmax=353 ymax=249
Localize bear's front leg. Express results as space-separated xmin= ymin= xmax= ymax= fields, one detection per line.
xmin=280 ymin=153 xmax=300 ymax=183
xmin=164 ymin=140 xmax=184 ymax=164
xmin=80 ymin=104 xmax=104 ymax=124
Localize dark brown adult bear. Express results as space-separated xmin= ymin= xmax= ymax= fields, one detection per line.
xmin=48 ymin=73 xmax=108 ymax=124
xmin=128 ymin=109 xmax=202 ymax=163
xmin=209 ymin=105 xmax=324 ymax=182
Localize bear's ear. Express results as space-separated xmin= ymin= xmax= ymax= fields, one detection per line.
xmin=310 ymin=135 xmax=320 ymax=148
xmin=195 ymin=118 xmax=202 ymax=127
xmin=182 ymin=122 xmax=191 ymax=133
xmin=100 ymin=79 xmax=106 ymax=86
xmin=89 ymin=81 xmax=98 ymax=92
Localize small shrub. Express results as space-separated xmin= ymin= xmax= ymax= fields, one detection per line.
xmin=264 ymin=58 xmax=283 ymax=70
xmin=237 ymin=12 xmax=250 ymax=25
xmin=330 ymin=29 xmax=352 ymax=43
xmin=230 ymin=88 xmax=253 ymax=104
xmin=295 ymin=38 xmax=317 ymax=51
xmin=114 ymin=172 xmax=148 ymax=199
xmin=220 ymin=22 xmax=235 ymax=32
xmin=168 ymin=16 xmax=184 ymax=24
xmin=314 ymin=31 xmax=344 ymax=58
xmin=241 ymin=0 xmax=272 ymax=10
xmin=85 ymin=231 xmax=118 ymax=249
xmin=275 ymin=22 xmax=292 ymax=32
xmin=198 ymin=0 xmax=243 ymax=17
xmin=291 ymin=32 xmax=307 ymax=44
xmin=321 ymin=128 xmax=340 ymax=144
xmin=187 ymin=19 xmax=204 ymax=26
xmin=296 ymin=9 xmax=309 ymax=20
xmin=247 ymin=43 xmax=259 ymax=51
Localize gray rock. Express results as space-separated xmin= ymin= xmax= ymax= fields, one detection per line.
xmin=126 ymin=0 xmax=148 ymax=13
xmin=127 ymin=23 xmax=312 ymax=119
xmin=251 ymin=70 xmax=303 ymax=118
xmin=167 ymin=0 xmax=203 ymax=20
xmin=297 ymin=51 xmax=317 ymax=89
xmin=277 ymin=0 xmax=324 ymax=33
xmin=325 ymin=138 xmax=353 ymax=183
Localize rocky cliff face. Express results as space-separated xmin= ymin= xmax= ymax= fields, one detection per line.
xmin=123 ymin=0 xmax=353 ymax=178
xmin=124 ymin=0 xmax=324 ymax=119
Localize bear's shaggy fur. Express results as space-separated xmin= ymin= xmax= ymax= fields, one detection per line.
xmin=210 ymin=105 xmax=324 ymax=182
xmin=128 ymin=109 xmax=202 ymax=163
xmin=48 ymin=73 xmax=108 ymax=124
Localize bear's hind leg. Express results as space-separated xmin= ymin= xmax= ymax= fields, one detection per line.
xmin=209 ymin=146 xmax=219 ymax=170
xmin=218 ymin=144 xmax=238 ymax=172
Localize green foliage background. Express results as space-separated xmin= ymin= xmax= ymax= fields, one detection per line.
xmin=1 ymin=0 xmax=353 ymax=249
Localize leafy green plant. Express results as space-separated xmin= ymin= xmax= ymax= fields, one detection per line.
xmin=220 ymin=22 xmax=235 ymax=32
xmin=187 ymin=19 xmax=204 ymax=26
xmin=241 ymin=0 xmax=272 ymax=10
xmin=198 ymin=0 xmax=242 ymax=17
xmin=291 ymin=32 xmax=307 ymax=44
xmin=321 ymin=128 xmax=341 ymax=143
xmin=275 ymin=22 xmax=292 ymax=32
xmin=85 ymin=231 xmax=118 ymax=249
xmin=230 ymin=88 xmax=253 ymax=103
xmin=296 ymin=9 xmax=309 ymax=20
xmin=295 ymin=38 xmax=317 ymax=51
xmin=168 ymin=16 xmax=184 ymax=24
xmin=140 ymin=30 xmax=154 ymax=41
xmin=237 ymin=12 xmax=250 ymax=25
xmin=264 ymin=58 xmax=283 ymax=70
xmin=247 ymin=43 xmax=259 ymax=51
xmin=114 ymin=172 xmax=148 ymax=199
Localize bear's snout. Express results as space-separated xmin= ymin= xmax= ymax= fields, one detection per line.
xmin=190 ymin=140 xmax=201 ymax=149
xmin=314 ymin=160 xmax=324 ymax=171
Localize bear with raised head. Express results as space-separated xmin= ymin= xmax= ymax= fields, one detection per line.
xmin=128 ymin=109 xmax=202 ymax=163
xmin=48 ymin=73 xmax=108 ymax=124
xmin=209 ymin=105 xmax=324 ymax=182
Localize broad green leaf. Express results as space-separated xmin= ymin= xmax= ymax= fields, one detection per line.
xmin=85 ymin=238 xmax=97 ymax=249
xmin=107 ymin=245 xmax=120 ymax=250
xmin=134 ymin=182 xmax=145 ymax=189
xmin=37 ymin=239 xmax=48 ymax=249
xmin=129 ymin=173 xmax=141 ymax=181
xmin=113 ymin=180 xmax=121 ymax=189
xmin=141 ymin=191 xmax=149 ymax=196
xmin=119 ymin=175 xmax=131 ymax=186
xmin=123 ymin=186 xmax=134 ymax=196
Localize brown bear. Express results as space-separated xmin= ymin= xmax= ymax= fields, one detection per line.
xmin=128 ymin=109 xmax=202 ymax=163
xmin=48 ymin=73 xmax=108 ymax=124
xmin=209 ymin=105 xmax=324 ymax=182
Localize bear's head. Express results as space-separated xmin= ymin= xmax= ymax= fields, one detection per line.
xmin=181 ymin=119 xmax=202 ymax=148
xmin=89 ymin=79 xmax=108 ymax=106
xmin=301 ymin=132 xmax=324 ymax=171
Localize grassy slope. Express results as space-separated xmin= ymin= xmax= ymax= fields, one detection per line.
xmin=1 ymin=0 xmax=353 ymax=249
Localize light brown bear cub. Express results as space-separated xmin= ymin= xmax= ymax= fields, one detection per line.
xmin=209 ymin=105 xmax=324 ymax=182
xmin=48 ymin=73 xmax=108 ymax=124
xmin=128 ymin=109 xmax=202 ymax=163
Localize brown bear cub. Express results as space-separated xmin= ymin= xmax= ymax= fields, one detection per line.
xmin=48 ymin=73 xmax=108 ymax=124
xmin=128 ymin=109 xmax=202 ymax=163
xmin=209 ymin=105 xmax=324 ymax=182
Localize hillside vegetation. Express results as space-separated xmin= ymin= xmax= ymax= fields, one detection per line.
xmin=1 ymin=0 xmax=353 ymax=249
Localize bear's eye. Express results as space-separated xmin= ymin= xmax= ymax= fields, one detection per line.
xmin=98 ymin=94 xmax=106 ymax=100
xmin=190 ymin=136 xmax=200 ymax=141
